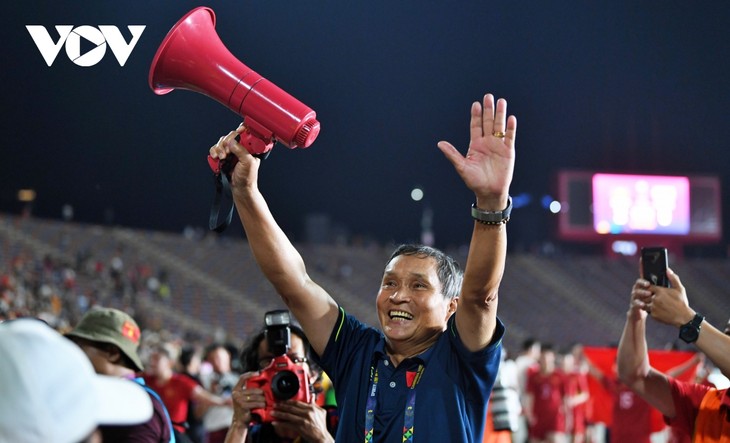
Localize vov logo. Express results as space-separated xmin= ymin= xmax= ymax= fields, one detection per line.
xmin=26 ymin=25 xmax=146 ymax=67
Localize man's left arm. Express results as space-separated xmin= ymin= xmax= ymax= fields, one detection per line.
xmin=437 ymin=93 xmax=516 ymax=352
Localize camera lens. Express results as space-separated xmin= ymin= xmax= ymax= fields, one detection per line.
xmin=271 ymin=370 xmax=300 ymax=400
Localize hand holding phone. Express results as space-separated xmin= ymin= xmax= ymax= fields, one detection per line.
xmin=641 ymin=246 xmax=669 ymax=287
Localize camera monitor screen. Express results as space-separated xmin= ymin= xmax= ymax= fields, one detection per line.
xmin=592 ymin=173 xmax=690 ymax=235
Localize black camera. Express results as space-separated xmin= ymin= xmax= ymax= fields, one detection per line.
xmin=246 ymin=310 xmax=312 ymax=423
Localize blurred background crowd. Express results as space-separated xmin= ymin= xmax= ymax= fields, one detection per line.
xmin=2 ymin=213 xmax=729 ymax=442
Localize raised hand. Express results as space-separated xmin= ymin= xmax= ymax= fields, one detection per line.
xmin=437 ymin=93 xmax=516 ymax=209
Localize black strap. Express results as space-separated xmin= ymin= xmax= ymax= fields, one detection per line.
xmin=209 ymin=171 xmax=235 ymax=233
xmin=208 ymin=150 xmax=271 ymax=233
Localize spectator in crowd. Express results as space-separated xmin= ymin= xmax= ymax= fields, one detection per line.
xmin=65 ymin=307 xmax=174 ymax=442
xmin=199 ymin=343 xmax=240 ymax=443
xmin=225 ymin=319 xmax=337 ymax=442
xmin=0 ymin=317 xmax=153 ymax=443
xmin=514 ymin=338 xmax=541 ymax=443
xmin=643 ymin=271 xmax=730 ymax=378
xmin=209 ymin=92 xmax=516 ymax=441
xmin=484 ymin=347 xmax=521 ymax=443
xmin=180 ymin=345 xmax=207 ymax=443
xmin=524 ymin=344 xmax=568 ymax=443
xmin=144 ymin=342 xmax=233 ymax=438
xmin=617 ymin=267 xmax=730 ymax=441
xmin=584 ymin=354 xmax=654 ymax=443
xmin=559 ymin=350 xmax=589 ymax=443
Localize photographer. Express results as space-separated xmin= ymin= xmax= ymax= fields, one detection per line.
xmin=224 ymin=315 xmax=336 ymax=443
xmin=209 ymin=92 xmax=515 ymax=441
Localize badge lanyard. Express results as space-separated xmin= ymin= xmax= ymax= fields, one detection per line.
xmin=363 ymin=362 xmax=424 ymax=443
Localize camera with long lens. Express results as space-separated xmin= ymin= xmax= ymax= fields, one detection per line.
xmin=246 ymin=310 xmax=312 ymax=423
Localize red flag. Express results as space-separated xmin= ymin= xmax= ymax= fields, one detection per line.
xmin=582 ymin=347 xmax=697 ymax=432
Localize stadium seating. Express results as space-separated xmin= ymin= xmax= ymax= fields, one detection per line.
xmin=2 ymin=214 xmax=729 ymax=354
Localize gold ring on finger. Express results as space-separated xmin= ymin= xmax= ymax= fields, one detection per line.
xmin=492 ymin=131 xmax=506 ymax=138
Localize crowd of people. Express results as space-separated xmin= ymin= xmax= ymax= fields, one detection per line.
xmin=2 ymin=93 xmax=729 ymax=442
xmin=485 ymin=337 xmax=729 ymax=443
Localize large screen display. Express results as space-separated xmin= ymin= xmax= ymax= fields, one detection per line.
xmin=556 ymin=170 xmax=722 ymax=242
xmin=592 ymin=174 xmax=690 ymax=235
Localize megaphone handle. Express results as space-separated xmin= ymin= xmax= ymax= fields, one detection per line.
xmin=206 ymin=148 xmax=271 ymax=174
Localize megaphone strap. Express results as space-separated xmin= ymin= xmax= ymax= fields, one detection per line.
xmin=207 ymin=148 xmax=271 ymax=233
xmin=209 ymin=171 xmax=235 ymax=233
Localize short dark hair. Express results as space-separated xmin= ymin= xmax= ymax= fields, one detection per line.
xmin=204 ymin=342 xmax=232 ymax=360
xmin=386 ymin=244 xmax=463 ymax=299
xmin=179 ymin=345 xmax=199 ymax=367
xmin=521 ymin=338 xmax=540 ymax=351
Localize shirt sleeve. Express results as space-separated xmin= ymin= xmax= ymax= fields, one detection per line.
xmin=664 ymin=376 xmax=712 ymax=434
xmin=446 ymin=315 xmax=504 ymax=405
xmin=313 ymin=307 xmax=377 ymax=379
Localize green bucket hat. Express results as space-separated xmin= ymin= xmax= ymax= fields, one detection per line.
xmin=67 ymin=307 xmax=144 ymax=372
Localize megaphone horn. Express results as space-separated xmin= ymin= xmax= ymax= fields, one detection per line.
xmin=149 ymin=7 xmax=321 ymax=155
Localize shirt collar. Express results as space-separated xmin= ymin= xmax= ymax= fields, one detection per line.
xmin=373 ymin=336 xmax=436 ymax=368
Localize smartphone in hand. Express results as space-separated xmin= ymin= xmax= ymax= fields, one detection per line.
xmin=641 ymin=246 xmax=669 ymax=287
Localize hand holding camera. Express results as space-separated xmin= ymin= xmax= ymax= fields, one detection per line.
xmin=231 ymin=372 xmax=265 ymax=424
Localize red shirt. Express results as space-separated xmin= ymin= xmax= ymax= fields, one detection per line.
xmin=527 ymin=370 xmax=567 ymax=438
xmin=144 ymin=373 xmax=198 ymax=432
xmin=602 ymin=377 xmax=653 ymax=443
xmin=666 ymin=376 xmax=730 ymax=442
xmin=564 ymin=370 xmax=589 ymax=434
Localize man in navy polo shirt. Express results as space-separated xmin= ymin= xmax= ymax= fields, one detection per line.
xmin=209 ymin=92 xmax=516 ymax=442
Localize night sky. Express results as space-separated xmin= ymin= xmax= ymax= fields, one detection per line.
xmin=3 ymin=2 xmax=730 ymax=250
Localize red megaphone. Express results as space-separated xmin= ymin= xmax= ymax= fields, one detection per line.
xmin=149 ymin=6 xmax=320 ymax=163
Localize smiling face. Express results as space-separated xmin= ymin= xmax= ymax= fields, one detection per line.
xmin=376 ymin=254 xmax=457 ymax=356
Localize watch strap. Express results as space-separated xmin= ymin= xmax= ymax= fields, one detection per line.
xmin=471 ymin=196 xmax=512 ymax=225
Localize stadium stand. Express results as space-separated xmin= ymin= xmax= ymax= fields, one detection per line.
xmin=2 ymin=213 xmax=729 ymax=353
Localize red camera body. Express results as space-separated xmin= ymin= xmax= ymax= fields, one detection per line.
xmin=246 ymin=355 xmax=312 ymax=423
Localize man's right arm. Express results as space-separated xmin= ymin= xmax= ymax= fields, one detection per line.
xmin=210 ymin=128 xmax=339 ymax=355
xmin=616 ymin=279 xmax=676 ymax=417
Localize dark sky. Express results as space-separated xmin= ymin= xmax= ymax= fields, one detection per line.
xmin=3 ymin=1 xmax=730 ymax=250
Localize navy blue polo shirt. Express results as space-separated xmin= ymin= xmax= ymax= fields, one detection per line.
xmin=313 ymin=307 xmax=504 ymax=443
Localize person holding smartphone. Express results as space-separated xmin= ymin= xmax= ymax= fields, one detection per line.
xmin=616 ymin=264 xmax=730 ymax=441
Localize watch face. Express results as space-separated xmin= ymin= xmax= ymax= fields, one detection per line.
xmin=680 ymin=325 xmax=699 ymax=343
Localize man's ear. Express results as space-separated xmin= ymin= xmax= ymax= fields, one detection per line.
xmin=105 ymin=345 xmax=123 ymax=364
xmin=447 ymin=296 xmax=459 ymax=318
